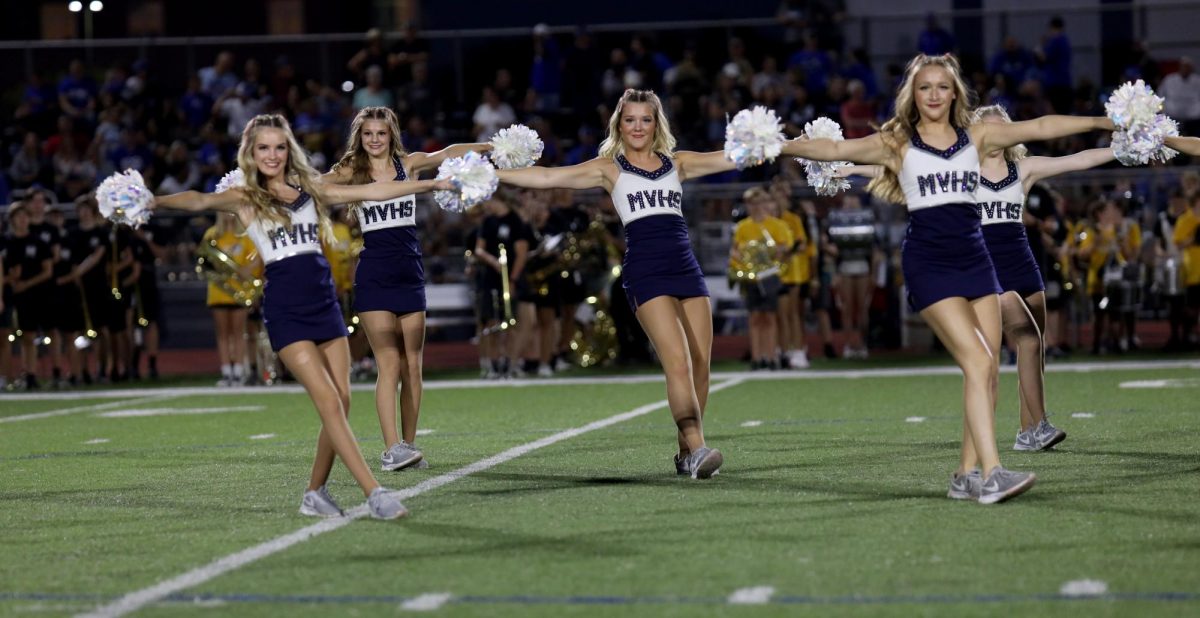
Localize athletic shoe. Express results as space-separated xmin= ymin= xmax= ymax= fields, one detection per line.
xmin=367 ymin=487 xmax=408 ymax=520
xmin=400 ymin=458 xmax=430 ymax=471
xmin=1032 ymin=419 xmax=1067 ymax=450
xmin=381 ymin=441 xmax=424 ymax=471
xmin=684 ymin=447 xmax=723 ymax=479
xmin=537 ymin=363 xmax=554 ymax=378
xmin=674 ymin=453 xmax=688 ymax=475
xmin=790 ymin=350 xmax=810 ymax=369
xmin=978 ymin=466 xmax=1036 ymax=504
xmin=947 ymin=468 xmax=982 ymax=500
xmin=299 ymin=485 xmax=344 ymax=518
xmin=1012 ymin=427 xmax=1039 ymax=451
xmin=553 ymin=355 xmax=572 ymax=372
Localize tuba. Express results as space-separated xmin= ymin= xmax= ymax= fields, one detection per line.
xmin=196 ymin=239 xmax=262 ymax=307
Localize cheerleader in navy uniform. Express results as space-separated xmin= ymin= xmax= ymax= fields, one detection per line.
xmin=325 ymin=106 xmax=490 ymax=472
xmin=497 ymin=89 xmax=733 ymax=479
xmin=155 ymin=113 xmax=453 ymax=520
xmin=783 ymin=54 xmax=1113 ymax=503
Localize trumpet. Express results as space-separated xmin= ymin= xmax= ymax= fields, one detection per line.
xmin=196 ymin=239 xmax=262 ymax=307
xmin=481 ymin=244 xmax=517 ymax=336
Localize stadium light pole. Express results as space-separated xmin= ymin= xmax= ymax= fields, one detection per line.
xmin=68 ymin=1 xmax=104 ymax=44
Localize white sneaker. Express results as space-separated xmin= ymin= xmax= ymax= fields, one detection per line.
xmin=790 ymin=350 xmax=810 ymax=369
xmin=537 ymin=364 xmax=554 ymax=378
xmin=553 ymin=356 xmax=572 ymax=372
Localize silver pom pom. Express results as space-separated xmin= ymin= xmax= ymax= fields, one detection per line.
xmin=489 ymin=124 xmax=544 ymax=169
xmin=1105 ymin=80 xmax=1163 ymax=130
xmin=795 ymin=117 xmax=851 ymax=196
xmin=215 ymin=168 xmax=246 ymax=193
xmin=1112 ymin=113 xmax=1179 ymax=166
xmin=97 ymin=169 xmax=153 ymax=227
xmin=434 ymin=151 xmax=498 ymax=213
xmin=724 ymin=106 xmax=785 ymax=169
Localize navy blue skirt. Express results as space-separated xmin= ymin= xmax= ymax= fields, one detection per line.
xmin=982 ymin=223 xmax=1045 ymax=296
xmin=353 ymin=228 xmax=426 ymax=315
xmin=902 ymin=203 xmax=1002 ymax=312
xmin=262 ymin=254 xmax=348 ymax=351
xmin=622 ymin=215 xmax=709 ymax=312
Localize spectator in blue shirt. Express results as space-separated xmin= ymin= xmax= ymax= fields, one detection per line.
xmin=917 ymin=14 xmax=955 ymax=56
xmin=179 ymin=75 xmax=214 ymax=130
xmin=1037 ymin=16 xmax=1072 ymax=113
xmin=788 ymin=34 xmax=834 ymax=94
xmin=531 ymin=23 xmax=563 ymax=112
xmin=198 ymin=51 xmax=239 ymax=99
xmin=841 ymin=48 xmax=879 ymax=98
xmin=57 ymin=60 xmax=97 ymax=121
xmin=989 ymin=36 xmax=1035 ymax=95
xmin=108 ymin=128 xmax=153 ymax=173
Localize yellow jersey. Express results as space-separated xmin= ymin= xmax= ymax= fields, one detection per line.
xmin=322 ymin=221 xmax=360 ymax=294
xmin=201 ymin=226 xmax=260 ymax=307
xmin=1173 ymin=209 xmax=1200 ymax=286
xmin=779 ymin=211 xmax=811 ymax=284
xmin=732 ymin=216 xmax=793 ymax=279
xmin=1079 ymin=222 xmax=1141 ymax=296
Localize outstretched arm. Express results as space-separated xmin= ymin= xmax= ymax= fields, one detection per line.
xmin=407 ymin=143 xmax=492 ymax=175
xmin=1021 ymin=148 xmax=1114 ymax=190
xmin=834 ymin=164 xmax=882 ymax=179
xmin=975 ymin=115 xmax=1113 ymax=155
xmin=1166 ymin=136 xmax=1200 ymax=156
xmin=317 ymin=178 xmax=453 ymax=204
xmin=496 ymin=159 xmax=608 ymax=191
xmin=155 ymin=189 xmax=245 ymax=213
xmin=781 ymin=133 xmax=891 ymax=166
xmin=674 ymin=150 xmax=737 ymax=181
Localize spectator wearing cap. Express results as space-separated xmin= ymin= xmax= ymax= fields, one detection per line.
xmin=1161 ymin=57 xmax=1200 ymax=137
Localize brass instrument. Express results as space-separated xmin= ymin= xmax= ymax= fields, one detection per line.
xmin=255 ymin=327 xmax=279 ymax=385
xmin=73 ymin=280 xmax=99 ymax=350
xmin=568 ymin=293 xmax=618 ymax=367
xmin=729 ymin=239 xmax=782 ymax=282
xmin=196 ymin=239 xmax=262 ymax=307
xmin=527 ymin=218 xmax=612 ymax=296
xmin=481 ymin=244 xmax=517 ymax=336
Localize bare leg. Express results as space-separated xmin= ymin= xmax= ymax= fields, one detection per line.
xmin=1000 ymin=291 xmax=1048 ymax=432
xmin=677 ymin=297 xmax=713 ymax=456
xmin=635 ymin=296 xmax=705 ymax=453
xmin=396 ymin=311 xmax=426 ymax=444
xmin=361 ymin=310 xmax=401 ymax=448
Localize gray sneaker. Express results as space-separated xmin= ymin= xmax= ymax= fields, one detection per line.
xmin=674 ymin=454 xmax=688 ymax=475
xmin=684 ymin=447 xmax=723 ymax=480
xmin=1032 ymin=419 xmax=1067 ymax=450
xmin=400 ymin=458 xmax=430 ymax=472
xmin=978 ymin=466 xmax=1036 ymax=504
xmin=380 ymin=441 xmax=424 ymax=471
xmin=1013 ymin=428 xmax=1039 ymax=451
xmin=299 ymin=485 xmax=344 ymax=518
xmin=367 ymin=487 xmax=408 ymax=520
xmin=947 ymin=469 xmax=982 ymax=500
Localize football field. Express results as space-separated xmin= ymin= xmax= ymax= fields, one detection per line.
xmin=3 ymin=360 xmax=1199 ymax=617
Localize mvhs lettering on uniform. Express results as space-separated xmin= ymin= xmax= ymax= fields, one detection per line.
xmin=360 ymin=198 xmax=415 ymax=225
xmin=267 ymin=223 xmax=320 ymax=251
xmin=625 ymin=189 xmax=683 ymax=213
xmin=978 ymin=201 xmax=1023 ymax=221
xmin=916 ymin=170 xmax=979 ymax=198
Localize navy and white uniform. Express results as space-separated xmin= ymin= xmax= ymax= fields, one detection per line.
xmin=610 ymin=153 xmax=708 ymax=311
xmin=899 ymin=126 xmax=1000 ymax=311
xmin=352 ymin=160 xmax=425 ymax=315
xmin=245 ymin=191 xmax=347 ymax=351
xmin=978 ymin=160 xmax=1044 ymax=296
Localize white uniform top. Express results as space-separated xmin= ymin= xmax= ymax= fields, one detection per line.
xmin=357 ymin=161 xmax=416 ymax=233
xmin=899 ymin=127 xmax=981 ymax=211
xmin=976 ymin=160 xmax=1026 ymax=226
xmin=609 ymin=153 xmax=685 ymax=227
xmin=245 ymin=193 xmax=323 ymax=265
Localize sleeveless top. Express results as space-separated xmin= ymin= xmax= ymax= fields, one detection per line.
xmin=244 ymin=192 xmax=322 ymax=265
xmin=609 ymin=153 xmax=684 ymax=227
xmin=976 ymin=160 xmax=1025 ymax=226
xmin=899 ymin=126 xmax=981 ymax=211
xmin=356 ymin=159 xmax=416 ymax=233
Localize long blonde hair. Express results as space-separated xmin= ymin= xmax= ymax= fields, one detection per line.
xmin=971 ymin=104 xmax=1028 ymax=161
xmin=235 ymin=114 xmax=329 ymax=234
xmin=331 ymin=106 xmax=409 ymax=186
xmin=867 ymin=54 xmax=975 ymax=204
xmin=597 ymin=89 xmax=677 ymax=160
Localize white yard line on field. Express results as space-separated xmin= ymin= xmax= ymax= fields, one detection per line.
xmin=95 ymin=406 xmax=266 ymax=418
xmin=75 ymin=378 xmax=747 ymax=618
xmin=0 ymin=394 xmax=181 ymax=424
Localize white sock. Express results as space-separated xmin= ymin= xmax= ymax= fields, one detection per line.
xmin=232 ymin=363 xmax=245 ymax=379
xmin=221 ymin=363 xmax=233 ymax=379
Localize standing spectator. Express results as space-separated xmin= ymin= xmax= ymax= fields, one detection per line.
xmin=397 ymin=61 xmax=436 ymax=122
xmin=214 ymin=82 xmax=267 ymax=139
xmin=1160 ymin=57 xmax=1200 ymax=138
xmin=9 ymin=132 xmax=46 ymax=189
xmin=108 ymin=128 xmax=153 ymax=174
xmin=1175 ymin=193 xmax=1200 ymax=347
xmin=51 ymin=138 xmax=96 ymax=201
xmin=751 ymin=56 xmax=785 ymax=100
xmin=788 ymin=34 xmax=834 ymax=95
xmin=722 ymin=37 xmax=755 ymax=89
xmin=472 ymin=87 xmax=516 ymax=142
xmin=918 ymin=14 xmax=956 ymax=56
xmin=352 ymin=65 xmax=394 ymax=111
xmin=179 ymin=75 xmax=214 ymax=131
xmin=530 ymin=23 xmax=562 ymax=113
xmin=58 ymin=59 xmax=98 ymax=123
xmin=1037 ymin=16 xmax=1073 ymax=113
xmin=346 ymin=29 xmax=390 ymax=87
xmin=198 ymin=51 xmax=239 ymax=99
xmin=630 ymin=33 xmax=672 ymax=93
xmin=561 ymin=27 xmax=602 ymax=119
xmin=989 ymin=36 xmax=1035 ymax=95
xmin=839 ymin=80 xmax=875 ymax=139
xmin=841 ymin=48 xmax=879 ymax=99
xmin=389 ymin=22 xmax=430 ymax=86
xmin=601 ymin=48 xmax=635 ymax=102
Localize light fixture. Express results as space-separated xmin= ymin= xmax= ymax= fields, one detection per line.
xmin=69 ymin=1 xmax=83 ymax=11
xmin=90 ymin=0 xmax=103 ymax=10
xmin=341 ymin=80 xmax=354 ymax=93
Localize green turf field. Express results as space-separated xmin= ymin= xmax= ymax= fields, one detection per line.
xmin=2 ymin=362 xmax=1198 ymax=617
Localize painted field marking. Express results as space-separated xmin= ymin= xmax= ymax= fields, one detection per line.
xmin=96 ymin=406 xmax=266 ymax=419
xmin=728 ymin=586 xmax=775 ymax=605
xmin=740 ymin=420 xmax=763 ymax=428
xmin=1071 ymin=413 xmax=1095 ymax=419
xmin=1119 ymin=378 xmax=1200 ymax=389
xmin=248 ymin=434 xmax=276 ymax=440
xmin=400 ymin=593 xmax=453 ymax=611
xmin=0 ymin=394 xmax=181 ymax=424
xmin=1060 ymin=579 xmax=1108 ymax=597
xmin=83 ymin=439 xmax=111 ymax=445
xmin=905 ymin=416 xmax=927 ymax=423
xmin=76 ymin=378 xmax=747 ymax=618
xmin=415 ymin=429 xmax=434 ymax=436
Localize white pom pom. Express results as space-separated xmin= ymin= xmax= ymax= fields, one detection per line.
xmin=1105 ymin=80 xmax=1163 ymax=130
xmin=489 ymin=124 xmax=544 ymax=169
xmin=434 ymin=151 xmax=498 ymax=213
xmin=724 ymin=106 xmax=785 ymax=170
xmin=1112 ymin=113 xmax=1179 ymax=166
xmin=215 ymin=168 xmax=245 ymax=193
xmin=96 ymin=169 xmax=153 ymax=227
xmin=794 ymin=117 xmax=851 ymax=196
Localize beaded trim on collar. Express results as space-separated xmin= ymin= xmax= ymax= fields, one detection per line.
xmin=393 ymin=157 xmax=407 ymax=181
xmin=616 ymin=153 xmax=673 ymax=180
xmin=979 ymin=160 xmax=1019 ymax=191
xmin=910 ymin=126 xmax=970 ymax=159
xmin=282 ymin=188 xmax=310 ymax=211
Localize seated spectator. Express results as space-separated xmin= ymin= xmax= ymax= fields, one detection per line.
xmin=918 ymin=14 xmax=955 ymax=55
xmin=1161 ymin=57 xmax=1200 ymax=137
xmin=58 ymin=59 xmax=98 ymax=122
xmin=989 ymin=36 xmax=1034 ymax=93
xmin=473 ymin=86 xmax=516 ymax=142
xmin=352 ymin=65 xmax=394 ymax=110
xmin=199 ymin=51 xmax=239 ymax=99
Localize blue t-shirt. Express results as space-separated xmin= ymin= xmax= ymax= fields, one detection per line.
xmin=58 ymin=75 xmax=97 ymax=111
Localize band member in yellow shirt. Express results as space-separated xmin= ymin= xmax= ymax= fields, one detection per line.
xmin=1078 ymin=199 xmax=1141 ymax=354
xmin=770 ymin=178 xmax=811 ymax=368
xmin=1173 ymin=193 xmax=1200 ymax=347
xmin=731 ymin=186 xmax=793 ymax=370
xmin=201 ymin=213 xmax=262 ymax=386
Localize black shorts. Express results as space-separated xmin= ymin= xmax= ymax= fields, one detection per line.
xmin=107 ymin=292 xmax=132 ymax=332
xmin=777 ymin=283 xmax=794 ymax=297
xmin=743 ymin=275 xmax=782 ymax=312
xmin=555 ymin=272 xmax=588 ymax=306
xmin=13 ymin=294 xmax=51 ymax=333
xmin=53 ymin=284 xmax=86 ymax=333
xmin=1187 ymin=284 xmax=1200 ymax=308
xmin=477 ymin=286 xmax=505 ymax=324
xmin=136 ymin=276 xmax=162 ymax=323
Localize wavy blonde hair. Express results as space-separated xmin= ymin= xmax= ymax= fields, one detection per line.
xmin=331 ymin=106 xmax=409 ymax=187
xmin=867 ymin=54 xmax=975 ymax=204
xmin=598 ymin=89 xmax=677 ymax=160
xmin=235 ymin=114 xmax=329 ymax=236
xmin=971 ymin=104 xmax=1028 ymax=161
